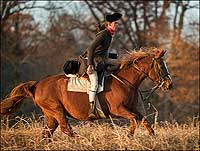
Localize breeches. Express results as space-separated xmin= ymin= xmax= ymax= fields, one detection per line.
xmin=88 ymin=70 xmax=98 ymax=92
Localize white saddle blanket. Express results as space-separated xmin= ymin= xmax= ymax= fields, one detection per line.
xmin=66 ymin=74 xmax=104 ymax=93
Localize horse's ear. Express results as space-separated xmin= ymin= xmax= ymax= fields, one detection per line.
xmin=155 ymin=49 xmax=167 ymax=59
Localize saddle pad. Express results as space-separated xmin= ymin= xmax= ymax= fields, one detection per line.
xmin=66 ymin=75 xmax=104 ymax=93
xmin=66 ymin=74 xmax=106 ymax=118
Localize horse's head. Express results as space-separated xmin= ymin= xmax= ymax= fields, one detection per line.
xmin=148 ymin=49 xmax=173 ymax=90
xmin=119 ymin=48 xmax=173 ymax=90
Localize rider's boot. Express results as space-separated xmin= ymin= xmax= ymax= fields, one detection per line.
xmin=88 ymin=91 xmax=97 ymax=120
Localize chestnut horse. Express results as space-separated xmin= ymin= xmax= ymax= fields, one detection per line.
xmin=1 ymin=48 xmax=173 ymax=138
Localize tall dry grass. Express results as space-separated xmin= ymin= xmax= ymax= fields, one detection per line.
xmin=0 ymin=115 xmax=199 ymax=150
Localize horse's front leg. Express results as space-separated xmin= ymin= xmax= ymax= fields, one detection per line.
xmin=135 ymin=110 xmax=155 ymax=136
xmin=111 ymin=105 xmax=137 ymax=135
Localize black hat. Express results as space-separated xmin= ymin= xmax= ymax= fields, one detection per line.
xmin=106 ymin=13 xmax=122 ymax=22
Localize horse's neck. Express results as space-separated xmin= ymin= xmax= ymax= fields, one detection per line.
xmin=117 ymin=68 xmax=143 ymax=88
xmin=117 ymin=59 xmax=150 ymax=88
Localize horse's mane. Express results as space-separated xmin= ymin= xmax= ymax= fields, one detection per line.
xmin=118 ymin=47 xmax=160 ymax=69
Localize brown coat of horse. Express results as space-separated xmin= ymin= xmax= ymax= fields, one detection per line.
xmin=0 ymin=48 xmax=173 ymax=139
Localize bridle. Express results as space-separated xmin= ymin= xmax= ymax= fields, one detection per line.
xmin=133 ymin=57 xmax=170 ymax=89
xmin=132 ymin=57 xmax=171 ymax=102
xmin=111 ymin=56 xmax=171 ymax=101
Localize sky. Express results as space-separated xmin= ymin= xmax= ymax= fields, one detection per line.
xmin=26 ymin=1 xmax=199 ymax=35
xmin=26 ymin=1 xmax=88 ymax=32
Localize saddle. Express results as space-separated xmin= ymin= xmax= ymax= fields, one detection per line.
xmin=65 ymin=74 xmax=106 ymax=119
xmin=65 ymin=74 xmax=104 ymax=93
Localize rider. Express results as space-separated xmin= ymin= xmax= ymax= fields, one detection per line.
xmin=80 ymin=12 xmax=122 ymax=119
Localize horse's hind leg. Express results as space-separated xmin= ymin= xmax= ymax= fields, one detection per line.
xmin=55 ymin=112 xmax=76 ymax=137
xmin=45 ymin=111 xmax=75 ymax=137
xmin=49 ymin=105 xmax=76 ymax=137
xmin=42 ymin=114 xmax=58 ymax=140
xmin=39 ymin=102 xmax=76 ymax=137
xmin=135 ymin=110 xmax=155 ymax=136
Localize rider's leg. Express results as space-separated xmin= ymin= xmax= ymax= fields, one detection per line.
xmin=88 ymin=70 xmax=98 ymax=118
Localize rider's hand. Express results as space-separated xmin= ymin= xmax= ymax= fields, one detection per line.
xmin=87 ymin=65 xmax=94 ymax=74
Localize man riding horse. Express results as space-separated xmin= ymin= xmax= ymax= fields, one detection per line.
xmin=79 ymin=13 xmax=122 ymax=118
xmin=0 ymin=11 xmax=173 ymax=139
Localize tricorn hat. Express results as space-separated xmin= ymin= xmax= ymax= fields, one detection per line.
xmin=106 ymin=12 xmax=122 ymax=22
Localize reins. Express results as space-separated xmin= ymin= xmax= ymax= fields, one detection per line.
xmin=132 ymin=60 xmax=155 ymax=82
xmin=110 ymin=57 xmax=161 ymax=102
xmin=111 ymin=73 xmax=139 ymax=91
xmin=111 ymin=73 xmax=159 ymax=104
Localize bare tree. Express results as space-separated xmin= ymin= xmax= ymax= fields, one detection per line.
xmin=0 ymin=1 xmax=65 ymax=98
xmin=171 ymin=0 xmax=198 ymax=47
xmin=84 ymin=1 xmax=174 ymax=50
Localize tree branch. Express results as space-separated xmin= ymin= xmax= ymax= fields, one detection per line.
xmin=85 ymin=0 xmax=101 ymax=24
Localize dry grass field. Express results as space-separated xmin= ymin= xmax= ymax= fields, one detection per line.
xmin=0 ymin=115 xmax=199 ymax=150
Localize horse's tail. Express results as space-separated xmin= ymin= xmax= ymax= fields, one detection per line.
xmin=0 ymin=81 xmax=38 ymax=115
